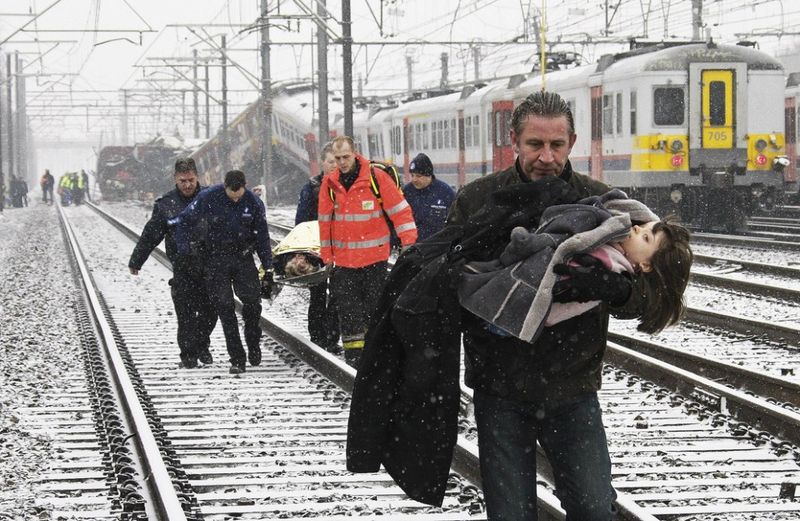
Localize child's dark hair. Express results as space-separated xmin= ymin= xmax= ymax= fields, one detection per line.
xmin=637 ymin=217 xmax=693 ymax=334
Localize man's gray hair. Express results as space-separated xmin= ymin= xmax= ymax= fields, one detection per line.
xmin=512 ymin=91 xmax=575 ymax=136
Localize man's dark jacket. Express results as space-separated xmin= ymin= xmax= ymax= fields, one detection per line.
xmin=347 ymin=165 xmax=602 ymax=504
xmin=129 ymin=185 xmax=205 ymax=271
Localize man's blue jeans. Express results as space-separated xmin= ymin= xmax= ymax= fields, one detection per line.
xmin=473 ymin=390 xmax=616 ymax=520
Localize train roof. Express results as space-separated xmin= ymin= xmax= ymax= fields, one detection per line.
xmin=597 ymin=42 xmax=783 ymax=75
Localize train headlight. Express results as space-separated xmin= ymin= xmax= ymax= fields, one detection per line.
xmin=670 ymin=139 xmax=683 ymax=153
xmin=751 ymin=185 xmax=764 ymax=198
xmin=671 ymin=154 xmax=684 ymax=168
xmin=755 ymin=139 xmax=767 ymax=152
xmin=755 ymin=154 xmax=767 ymax=166
xmin=670 ymin=188 xmax=683 ymax=203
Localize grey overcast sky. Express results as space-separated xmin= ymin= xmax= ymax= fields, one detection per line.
xmin=2 ymin=0 xmax=799 ymax=150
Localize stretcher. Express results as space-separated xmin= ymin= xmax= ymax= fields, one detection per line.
xmin=272 ymin=220 xmax=329 ymax=287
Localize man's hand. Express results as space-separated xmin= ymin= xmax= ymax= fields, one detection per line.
xmin=552 ymin=255 xmax=632 ymax=306
xmin=260 ymin=269 xmax=275 ymax=300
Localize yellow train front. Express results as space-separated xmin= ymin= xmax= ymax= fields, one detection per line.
xmin=559 ymin=42 xmax=787 ymax=231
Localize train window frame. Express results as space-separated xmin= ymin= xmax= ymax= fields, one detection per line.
xmin=630 ymin=91 xmax=637 ymax=135
xmin=708 ymin=81 xmax=727 ymax=126
xmin=465 ymin=116 xmax=473 ymax=148
xmin=653 ymin=86 xmax=685 ymax=126
xmin=616 ymin=92 xmax=623 ymax=134
xmin=422 ymin=122 xmax=430 ymax=149
xmin=602 ymin=94 xmax=614 ymax=136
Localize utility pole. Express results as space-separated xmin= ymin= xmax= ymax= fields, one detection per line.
xmin=16 ymin=52 xmax=26 ymax=181
xmin=691 ymin=0 xmax=703 ymax=41
xmin=440 ymin=52 xmax=448 ymax=89
xmin=316 ymin=0 xmax=329 ymax=144
xmin=221 ymin=35 xmax=229 ymax=172
xmin=7 ymin=53 xmax=13 ymax=182
xmin=406 ymin=54 xmax=413 ymax=94
xmin=121 ymin=89 xmax=129 ymax=144
xmin=342 ymin=0 xmax=353 ymax=136
xmin=260 ymin=0 xmax=273 ymax=202
xmin=471 ymin=44 xmax=480 ymax=82
xmin=192 ymin=49 xmax=199 ymax=139
xmin=204 ymin=63 xmax=210 ymax=139
xmin=0 ymin=50 xmax=3 ymax=213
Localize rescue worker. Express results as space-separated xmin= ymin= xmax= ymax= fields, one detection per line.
xmin=81 ymin=170 xmax=91 ymax=202
xmin=172 ymin=169 xmax=273 ymax=375
xmin=128 ymin=158 xmax=217 ymax=368
xmin=402 ymin=153 xmax=455 ymax=241
xmin=58 ymin=173 xmax=73 ymax=205
xmin=72 ymin=171 xmax=85 ymax=205
xmin=295 ymin=142 xmax=340 ymax=353
xmin=41 ymin=169 xmax=54 ymax=204
xmin=318 ymin=135 xmax=418 ymax=369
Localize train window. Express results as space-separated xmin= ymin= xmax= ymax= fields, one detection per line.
xmin=616 ymin=93 xmax=623 ymax=134
xmin=709 ymin=81 xmax=726 ymax=126
xmin=422 ymin=122 xmax=430 ymax=149
xmin=473 ymin=115 xmax=480 ymax=147
xmin=654 ymin=87 xmax=684 ymax=126
xmin=630 ymin=91 xmax=637 ymax=134
xmin=602 ymin=95 xmax=613 ymax=136
xmin=465 ymin=116 xmax=472 ymax=148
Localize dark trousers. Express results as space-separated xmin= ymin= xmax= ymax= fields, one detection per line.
xmin=205 ymin=254 xmax=262 ymax=366
xmin=308 ymin=280 xmax=339 ymax=349
xmin=170 ymin=265 xmax=217 ymax=362
xmin=329 ymin=262 xmax=387 ymax=350
xmin=43 ymin=186 xmax=53 ymax=203
xmin=474 ymin=390 xmax=616 ymax=521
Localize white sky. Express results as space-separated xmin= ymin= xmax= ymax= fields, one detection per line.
xmin=1 ymin=0 xmax=799 ymax=172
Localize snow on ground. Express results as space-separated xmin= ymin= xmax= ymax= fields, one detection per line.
xmin=0 ymin=201 xmax=85 ymax=520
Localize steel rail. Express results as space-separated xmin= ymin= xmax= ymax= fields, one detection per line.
xmin=693 ymin=231 xmax=800 ymax=249
xmin=608 ymin=332 xmax=800 ymax=409
xmin=605 ymin=341 xmax=800 ymax=448
xmin=58 ymin=203 xmax=188 ymax=520
xmin=693 ymin=253 xmax=800 ymax=279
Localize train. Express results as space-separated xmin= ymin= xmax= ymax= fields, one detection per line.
xmin=95 ymin=138 xmax=189 ymax=201
xmin=344 ymin=41 xmax=791 ymax=230
xmin=98 ymin=41 xmax=798 ymax=229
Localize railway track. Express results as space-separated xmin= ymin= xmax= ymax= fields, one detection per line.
xmin=26 ymin=200 xmax=800 ymax=520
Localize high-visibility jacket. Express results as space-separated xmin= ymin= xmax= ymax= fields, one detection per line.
xmin=318 ymin=155 xmax=417 ymax=268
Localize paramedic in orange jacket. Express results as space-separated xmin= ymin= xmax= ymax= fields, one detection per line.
xmin=318 ymin=135 xmax=418 ymax=369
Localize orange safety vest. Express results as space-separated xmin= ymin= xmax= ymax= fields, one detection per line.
xmin=318 ymin=154 xmax=417 ymax=268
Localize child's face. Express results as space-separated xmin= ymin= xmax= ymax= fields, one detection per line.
xmin=620 ymin=222 xmax=663 ymax=272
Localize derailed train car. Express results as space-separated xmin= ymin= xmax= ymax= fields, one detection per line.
xmin=344 ymin=42 xmax=789 ymax=230
xmin=96 ymin=138 xmax=196 ymax=201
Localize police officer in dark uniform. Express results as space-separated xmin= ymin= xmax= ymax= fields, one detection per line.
xmin=128 ymin=158 xmax=217 ymax=368
xmin=172 ymin=170 xmax=273 ymax=374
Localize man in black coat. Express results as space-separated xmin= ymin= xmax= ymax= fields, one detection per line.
xmin=348 ymin=91 xmax=642 ymax=519
xmin=128 ymin=158 xmax=217 ymax=368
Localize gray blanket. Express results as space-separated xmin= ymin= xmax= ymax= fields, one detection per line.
xmin=458 ymin=192 xmax=658 ymax=343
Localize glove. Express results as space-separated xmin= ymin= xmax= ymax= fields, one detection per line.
xmin=551 ymin=254 xmax=632 ymax=306
xmin=260 ymin=269 xmax=275 ymax=300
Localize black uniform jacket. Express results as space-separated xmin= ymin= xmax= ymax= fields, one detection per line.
xmin=128 ymin=185 xmax=205 ymax=271
xmin=346 ymin=174 xmax=585 ymax=506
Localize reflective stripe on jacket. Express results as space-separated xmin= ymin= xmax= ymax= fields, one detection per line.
xmin=318 ymin=155 xmax=417 ymax=267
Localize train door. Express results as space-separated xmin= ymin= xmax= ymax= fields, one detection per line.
xmin=785 ymin=96 xmax=797 ymax=186
xmin=491 ymin=100 xmax=514 ymax=170
xmin=688 ymin=63 xmax=746 ymax=172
